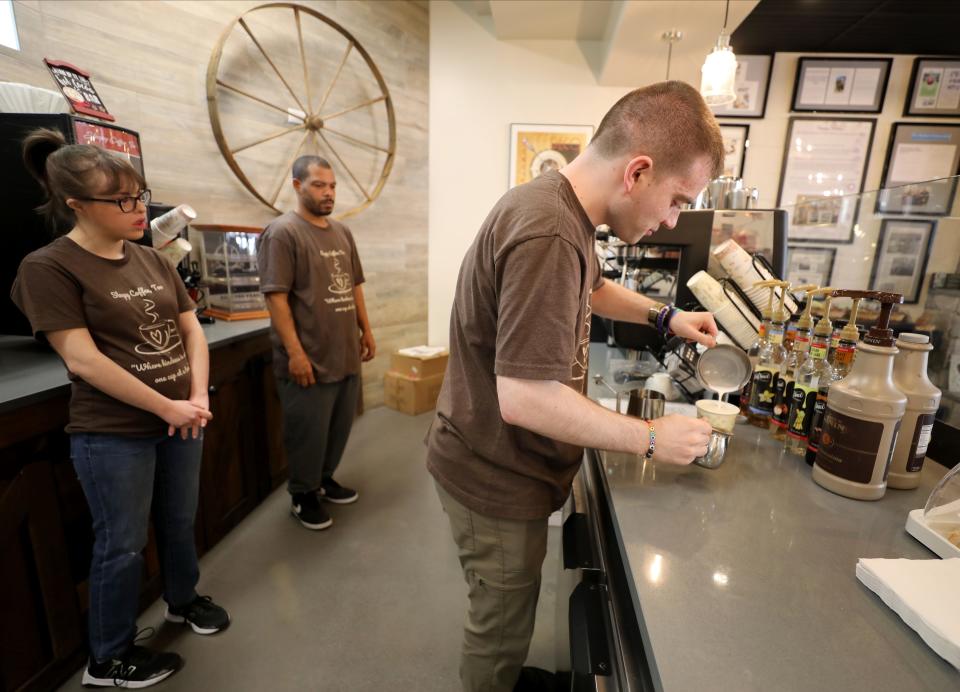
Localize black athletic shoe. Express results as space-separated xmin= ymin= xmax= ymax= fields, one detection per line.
xmin=82 ymin=645 xmax=182 ymax=688
xmin=291 ymin=491 xmax=333 ymax=529
xmin=165 ymin=595 xmax=230 ymax=635
xmin=320 ymin=478 xmax=358 ymax=504
xmin=513 ymin=667 xmax=571 ymax=692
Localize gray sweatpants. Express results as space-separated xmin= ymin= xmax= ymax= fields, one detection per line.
xmin=277 ymin=375 xmax=360 ymax=495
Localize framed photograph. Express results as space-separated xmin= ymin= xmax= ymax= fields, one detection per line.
xmin=710 ymin=54 xmax=773 ymax=119
xmin=876 ymin=122 xmax=960 ymax=216
xmin=905 ymin=58 xmax=960 ymax=117
xmin=791 ymin=57 xmax=892 ymax=114
xmin=509 ymin=124 xmax=593 ymax=188
xmin=786 ymin=246 xmax=835 ymax=287
xmin=777 ymin=117 xmax=876 ymax=244
xmin=718 ymin=124 xmax=749 ymax=178
xmin=869 ymin=219 xmax=936 ymax=304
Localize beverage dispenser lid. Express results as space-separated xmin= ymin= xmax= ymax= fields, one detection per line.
xmin=897 ymin=333 xmax=930 ymax=345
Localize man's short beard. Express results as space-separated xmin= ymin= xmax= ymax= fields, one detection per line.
xmin=303 ymin=198 xmax=334 ymax=216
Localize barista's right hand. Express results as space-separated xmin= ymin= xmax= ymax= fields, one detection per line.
xmin=289 ymin=350 xmax=317 ymax=388
xmin=644 ymin=414 xmax=712 ymax=465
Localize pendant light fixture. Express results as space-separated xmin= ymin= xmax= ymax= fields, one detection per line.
xmin=700 ymin=0 xmax=737 ymax=106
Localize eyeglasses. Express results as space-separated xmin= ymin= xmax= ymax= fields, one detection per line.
xmin=77 ymin=189 xmax=151 ymax=213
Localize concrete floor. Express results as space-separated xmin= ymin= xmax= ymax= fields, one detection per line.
xmin=60 ymin=407 xmax=560 ymax=691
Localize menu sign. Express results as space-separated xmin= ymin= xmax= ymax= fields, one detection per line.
xmin=43 ymin=58 xmax=115 ymax=122
xmin=74 ymin=121 xmax=143 ymax=175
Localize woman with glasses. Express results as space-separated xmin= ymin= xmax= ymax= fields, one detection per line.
xmin=10 ymin=129 xmax=229 ymax=688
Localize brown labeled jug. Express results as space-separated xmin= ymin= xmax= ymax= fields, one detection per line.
xmin=887 ymin=333 xmax=941 ymax=490
xmin=812 ymin=291 xmax=906 ymax=501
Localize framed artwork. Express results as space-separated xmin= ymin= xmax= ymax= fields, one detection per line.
xmin=905 ymin=58 xmax=960 ymax=117
xmin=508 ymin=124 xmax=593 ymax=188
xmin=777 ymin=117 xmax=876 ymax=244
xmin=869 ymin=219 xmax=936 ymax=304
xmin=786 ymin=246 xmax=835 ymax=288
xmin=710 ymin=54 xmax=773 ymax=119
xmin=791 ymin=57 xmax=892 ymax=114
xmin=718 ymin=124 xmax=749 ymax=178
xmin=876 ymin=122 xmax=960 ymax=216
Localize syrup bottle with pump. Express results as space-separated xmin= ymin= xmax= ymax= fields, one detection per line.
xmin=887 ymin=333 xmax=941 ymax=490
xmin=805 ymin=294 xmax=863 ymax=466
xmin=748 ymin=280 xmax=789 ymax=428
xmin=785 ymin=287 xmax=831 ymax=455
xmin=740 ymin=290 xmax=771 ymax=418
xmin=812 ymin=291 xmax=906 ymax=501
xmin=771 ymin=285 xmax=817 ymax=440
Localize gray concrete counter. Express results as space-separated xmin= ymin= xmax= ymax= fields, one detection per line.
xmin=595 ymin=423 xmax=958 ymax=691
xmin=0 ymin=318 xmax=269 ymax=413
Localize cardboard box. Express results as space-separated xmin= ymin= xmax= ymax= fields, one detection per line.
xmin=390 ymin=349 xmax=449 ymax=379
xmin=384 ymin=371 xmax=445 ymax=415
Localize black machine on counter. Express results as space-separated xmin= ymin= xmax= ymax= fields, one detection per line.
xmin=598 ymin=208 xmax=787 ymax=354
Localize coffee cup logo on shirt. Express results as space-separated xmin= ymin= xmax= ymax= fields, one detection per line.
xmin=134 ymin=298 xmax=183 ymax=356
xmin=327 ymin=257 xmax=353 ymax=295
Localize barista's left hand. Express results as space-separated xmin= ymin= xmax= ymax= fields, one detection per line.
xmin=669 ymin=310 xmax=718 ymax=348
xmin=360 ymin=329 xmax=377 ymax=362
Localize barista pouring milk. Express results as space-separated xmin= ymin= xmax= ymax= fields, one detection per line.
xmin=426 ymin=82 xmax=721 ymax=692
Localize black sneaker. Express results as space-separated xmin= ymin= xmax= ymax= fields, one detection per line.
xmin=82 ymin=645 xmax=181 ymax=688
xmin=320 ymin=478 xmax=358 ymax=504
xmin=291 ymin=491 xmax=333 ymax=529
xmin=165 ymin=595 xmax=230 ymax=635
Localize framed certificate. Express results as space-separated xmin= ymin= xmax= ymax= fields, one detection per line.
xmin=791 ymin=57 xmax=892 ymax=114
xmin=868 ymin=219 xmax=936 ymax=304
xmin=905 ymin=58 xmax=960 ymax=117
xmin=710 ymin=55 xmax=772 ymax=119
xmin=718 ymin=124 xmax=749 ymax=178
xmin=777 ymin=117 xmax=876 ymax=244
xmin=786 ymin=246 xmax=835 ymax=288
xmin=876 ymin=122 xmax=960 ymax=216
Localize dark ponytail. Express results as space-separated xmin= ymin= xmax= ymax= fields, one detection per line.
xmin=22 ymin=128 xmax=147 ymax=229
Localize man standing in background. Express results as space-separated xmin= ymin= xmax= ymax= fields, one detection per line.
xmin=258 ymin=155 xmax=375 ymax=531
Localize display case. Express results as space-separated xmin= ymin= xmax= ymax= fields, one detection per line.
xmin=190 ymin=224 xmax=268 ymax=320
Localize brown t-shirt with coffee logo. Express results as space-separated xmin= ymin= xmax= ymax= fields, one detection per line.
xmin=257 ymin=212 xmax=365 ymax=382
xmin=426 ymin=171 xmax=604 ymax=521
xmin=10 ymin=237 xmax=196 ymax=436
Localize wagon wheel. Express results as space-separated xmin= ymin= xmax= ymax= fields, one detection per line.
xmin=206 ymin=2 xmax=396 ymax=219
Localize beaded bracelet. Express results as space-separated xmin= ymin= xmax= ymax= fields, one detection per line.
xmin=655 ymin=304 xmax=677 ymax=337
xmin=663 ymin=306 xmax=678 ymax=336
xmin=642 ymin=419 xmax=656 ymax=459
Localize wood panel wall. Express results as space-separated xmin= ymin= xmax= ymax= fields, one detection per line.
xmin=1 ymin=0 xmax=429 ymax=406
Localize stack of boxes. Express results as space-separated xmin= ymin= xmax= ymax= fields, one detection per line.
xmin=383 ymin=347 xmax=449 ymax=415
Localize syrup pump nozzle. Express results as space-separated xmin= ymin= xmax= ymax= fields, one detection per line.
xmin=753 ymin=279 xmax=781 ymax=321
xmin=810 ymin=287 xmax=835 ymax=337
xmin=831 ymin=290 xmax=904 ymax=348
xmin=791 ymin=284 xmax=819 ymax=331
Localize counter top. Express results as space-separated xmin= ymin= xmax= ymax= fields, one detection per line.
xmin=597 ymin=425 xmax=958 ymax=691
xmin=0 ymin=318 xmax=270 ymax=414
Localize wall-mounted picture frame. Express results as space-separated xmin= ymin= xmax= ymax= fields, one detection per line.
xmin=508 ymin=124 xmax=593 ymax=189
xmin=710 ymin=54 xmax=773 ymax=119
xmin=904 ymin=57 xmax=960 ymax=118
xmin=869 ymin=219 xmax=936 ymax=304
xmin=786 ymin=246 xmax=835 ymax=288
xmin=791 ymin=57 xmax=892 ymax=114
xmin=876 ymin=122 xmax=960 ymax=216
xmin=777 ymin=117 xmax=876 ymax=244
xmin=718 ymin=124 xmax=749 ymax=178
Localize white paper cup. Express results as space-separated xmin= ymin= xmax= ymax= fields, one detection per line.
xmin=696 ymin=399 xmax=739 ymax=433
xmin=151 ymin=204 xmax=197 ymax=248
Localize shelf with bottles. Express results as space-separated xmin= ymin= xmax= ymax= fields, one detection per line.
xmin=190 ymin=224 xmax=268 ymax=321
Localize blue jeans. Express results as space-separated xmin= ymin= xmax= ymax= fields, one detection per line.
xmin=70 ymin=433 xmax=203 ymax=662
